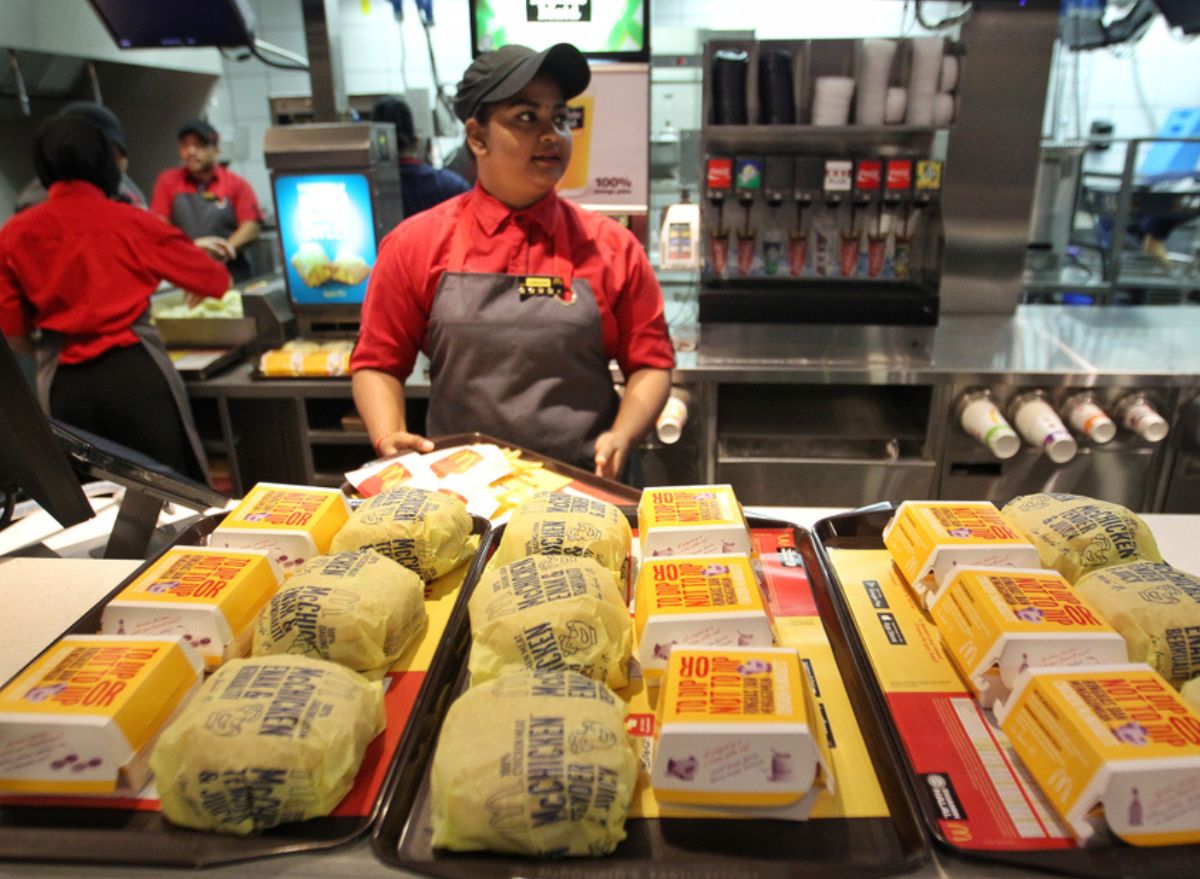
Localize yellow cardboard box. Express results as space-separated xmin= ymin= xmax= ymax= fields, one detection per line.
xmin=995 ymin=665 xmax=1200 ymax=846
xmin=882 ymin=501 xmax=1039 ymax=607
xmin=651 ymin=646 xmax=832 ymax=810
xmin=0 ymin=635 xmax=203 ymax=795
xmin=211 ymin=483 xmax=350 ymax=572
xmin=638 ymin=485 xmax=751 ymax=559
xmin=930 ymin=567 xmax=1128 ymax=707
xmin=634 ymin=555 xmax=775 ymax=683
xmin=100 ymin=547 xmax=282 ymax=669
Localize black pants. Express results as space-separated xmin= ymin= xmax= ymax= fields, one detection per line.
xmin=50 ymin=343 xmax=200 ymax=480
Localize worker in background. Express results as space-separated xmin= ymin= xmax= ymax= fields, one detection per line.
xmin=150 ymin=119 xmax=262 ymax=281
xmin=0 ymin=116 xmax=230 ymax=482
xmin=352 ymin=44 xmax=673 ymax=480
xmin=14 ymin=101 xmax=146 ymax=212
xmin=372 ymin=95 xmax=470 ymax=217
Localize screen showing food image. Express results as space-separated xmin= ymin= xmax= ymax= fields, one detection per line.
xmin=274 ymin=173 xmax=378 ymax=306
xmin=471 ymin=0 xmax=647 ymax=58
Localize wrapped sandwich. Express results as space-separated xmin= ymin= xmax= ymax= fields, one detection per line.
xmin=468 ymin=555 xmax=631 ymax=688
xmin=493 ymin=492 xmax=631 ymax=593
xmin=151 ymin=655 xmax=385 ymax=835
xmin=1001 ymin=493 xmax=1162 ymax=584
xmin=331 ymin=487 xmax=474 ymax=582
xmin=252 ymin=549 xmax=426 ymax=677
xmin=430 ymin=669 xmax=637 ymax=857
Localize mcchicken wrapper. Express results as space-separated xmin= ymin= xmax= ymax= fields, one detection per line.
xmin=331 ymin=486 xmax=474 ymax=582
xmin=212 ymin=483 xmax=351 ymax=572
xmin=252 ymin=549 xmax=427 ymax=677
xmin=882 ymin=501 xmax=1039 ymax=606
xmin=1000 ymin=493 xmax=1162 ymax=584
xmin=995 ymin=665 xmax=1200 ymax=846
xmin=468 ymin=555 xmax=632 ymax=689
xmin=493 ymin=492 xmax=631 ymax=591
xmin=430 ymin=670 xmax=637 ymax=857
xmin=1075 ymin=562 xmax=1200 ymax=687
xmin=151 ymin=655 xmax=385 ymax=835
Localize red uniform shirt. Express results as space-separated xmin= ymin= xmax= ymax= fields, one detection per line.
xmin=0 ymin=181 xmax=230 ymax=364
xmin=150 ymin=165 xmax=263 ymax=225
xmin=352 ymin=184 xmax=675 ymax=381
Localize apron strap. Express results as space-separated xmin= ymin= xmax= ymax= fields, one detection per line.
xmin=446 ymin=195 xmax=575 ymax=286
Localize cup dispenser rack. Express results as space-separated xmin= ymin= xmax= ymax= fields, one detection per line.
xmin=698 ymin=37 xmax=963 ymax=326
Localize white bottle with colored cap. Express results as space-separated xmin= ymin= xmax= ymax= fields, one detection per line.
xmin=1009 ymin=391 xmax=1077 ymax=464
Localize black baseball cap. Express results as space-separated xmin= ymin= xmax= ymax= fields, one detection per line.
xmin=58 ymin=101 xmax=127 ymax=156
xmin=178 ymin=118 xmax=219 ymax=146
xmin=453 ymin=43 xmax=590 ymax=122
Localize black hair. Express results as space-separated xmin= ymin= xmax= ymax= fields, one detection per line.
xmin=372 ymin=96 xmax=417 ymax=153
xmin=33 ymin=116 xmax=121 ymax=197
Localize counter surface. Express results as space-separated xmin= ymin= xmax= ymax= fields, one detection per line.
xmin=2 ymin=508 xmax=1197 ymax=879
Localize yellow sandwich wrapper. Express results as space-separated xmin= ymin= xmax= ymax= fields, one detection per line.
xmin=1001 ymin=493 xmax=1163 ymax=584
xmin=468 ymin=555 xmax=632 ymax=689
xmin=0 ymin=635 xmax=203 ymax=796
xmin=651 ymin=646 xmax=833 ymax=812
xmin=1075 ymin=562 xmax=1200 ymax=687
xmin=929 ymin=567 xmax=1128 ymax=707
xmin=882 ymin=500 xmax=1039 ymax=607
xmin=995 ymin=664 xmax=1200 ymax=847
xmin=638 ymin=485 xmax=751 ymax=559
xmin=492 ymin=492 xmax=632 ymax=592
xmin=151 ymin=654 xmax=385 ymax=835
xmin=211 ymin=483 xmax=350 ymax=572
xmin=100 ymin=547 xmax=282 ymax=669
xmin=330 ymin=486 xmax=474 ymax=582
xmin=634 ymin=554 xmax=775 ymax=684
xmin=252 ymin=549 xmax=427 ymax=678
xmin=430 ymin=669 xmax=638 ymax=857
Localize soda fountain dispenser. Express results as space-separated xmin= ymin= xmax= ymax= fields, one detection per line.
xmin=762 ymin=157 xmax=792 ymax=277
xmin=734 ymin=156 xmax=764 ymax=276
xmin=705 ymin=157 xmax=734 ymax=277
xmin=850 ymin=158 xmax=882 ymax=278
xmin=791 ymin=157 xmax=824 ymax=278
xmin=817 ymin=158 xmax=852 ymax=277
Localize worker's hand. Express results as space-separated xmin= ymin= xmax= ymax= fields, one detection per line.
xmin=195 ymin=236 xmax=237 ymax=262
xmin=184 ymin=292 xmax=207 ymax=309
xmin=373 ymin=429 xmax=435 ymax=459
xmin=593 ymin=431 xmax=631 ymax=481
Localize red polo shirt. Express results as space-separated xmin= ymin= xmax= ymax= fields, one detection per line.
xmin=150 ymin=165 xmax=263 ymax=225
xmin=0 ymin=181 xmax=230 ymax=363
xmin=352 ymin=184 xmax=675 ymax=381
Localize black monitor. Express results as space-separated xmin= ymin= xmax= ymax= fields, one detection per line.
xmin=469 ymin=0 xmax=650 ymax=61
xmin=0 ymin=337 xmax=93 ymax=531
xmin=1154 ymin=0 xmax=1200 ymax=35
xmin=87 ymin=0 xmax=255 ymax=49
xmin=0 ymin=336 xmax=227 ymax=558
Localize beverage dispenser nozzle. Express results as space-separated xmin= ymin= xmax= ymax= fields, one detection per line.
xmin=1009 ymin=390 xmax=1078 ymax=464
xmin=705 ymin=157 xmax=734 ymax=276
xmin=1114 ymin=393 xmax=1170 ymax=443
xmin=956 ymin=389 xmax=1020 ymax=460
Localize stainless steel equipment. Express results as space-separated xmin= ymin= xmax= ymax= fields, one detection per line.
xmin=1028 ymin=144 xmax=1085 ymax=271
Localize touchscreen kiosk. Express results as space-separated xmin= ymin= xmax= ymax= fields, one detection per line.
xmin=265 ymin=123 xmax=403 ymax=338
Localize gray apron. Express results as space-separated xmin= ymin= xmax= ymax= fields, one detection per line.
xmin=34 ymin=310 xmax=211 ymax=486
xmin=425 ymin=208 xmax=619 ymax=470
xmin=171 ymin=191 xmax=250 ymax=280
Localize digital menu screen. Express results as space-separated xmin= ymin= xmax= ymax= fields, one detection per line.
xmin=470 ymin=0 xmax=648 ymax=59
xmin=274 ymin=173 xmax=377 ymax=307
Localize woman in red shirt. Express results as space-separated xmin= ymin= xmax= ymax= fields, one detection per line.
xmin=351 ymin=43 xmax=674 ymax=477
xmin=0 ymin=116 xmax=230 ymax=481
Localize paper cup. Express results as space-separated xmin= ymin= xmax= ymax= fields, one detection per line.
xmin=939 ymin=55 xmax=960 ymax=93
xmin=813 ymin=76 xmax=855 ymax=126
xmin=1121 ymin=401 xmax=1169 ymax=443
xmin=1065 ymin=398 xmax=1116 ymax=444
xmin=885 ymin=87 xmax=907 ymax=124
xmin=960 ymin=397 xmax=1020 ymax=460
xmin=656 ymin=395 xmax=689 ymax=445
xmin=1013 ymin=397 xmax=1078 ymax=464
